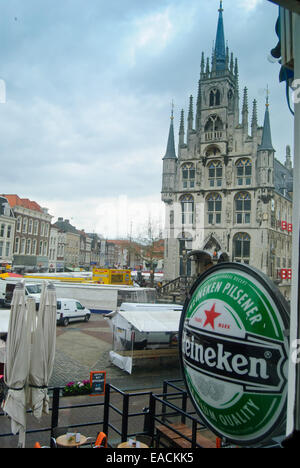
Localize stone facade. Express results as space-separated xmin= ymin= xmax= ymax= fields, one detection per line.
xmin=0 ymin=196 xmax=16 ymax=270
xmin=161 ymin=4 xmax=293 ymax=300
xmin=2 ymin=194 xmax=52 ymax=272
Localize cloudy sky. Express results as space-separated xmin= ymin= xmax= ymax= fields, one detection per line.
xmin=0 ymin=0 xmax=294 ymax=238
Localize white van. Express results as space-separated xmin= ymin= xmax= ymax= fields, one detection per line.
xmin=56 ymin=298 xmax=91 ymax=326
xmin=0 ymin=280 xmax=42 ymax=309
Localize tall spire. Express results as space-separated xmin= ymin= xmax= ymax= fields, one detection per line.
xmin=188 ymin=95 xmax=194 ymax=131
xmin=215 ymin=1 xmax=226 ymax=71
xmin=259 ymin=89 xmax=274 ymax=151
xmin=163 ymin=103 xmax=177 ymax=159
xmin=251 ymin=99 xmax=258 ymax=137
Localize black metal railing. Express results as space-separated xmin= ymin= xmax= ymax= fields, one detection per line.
xmin=0 ymin=379 xmax=213 ymax=449
xmin=148 ymin=392 xmax=211 ymax=448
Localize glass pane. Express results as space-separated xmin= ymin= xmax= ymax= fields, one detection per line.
xmin=236 ymin=213 xmax=242 ymax=223
xmin=208 ymin=201 xmax=214 ymax=212
xmin=245 ymin=166 xmax=252 ymax=175
xmin=246 ymin=178 xmax=251 ymax=185
xmin=245 ymin=213 xmax=250 ymax=223
xmin=209 ymin=169 xmax=215 ymax=178
xmin=190 ymin=169 xmax=195 ymax=179
xmin=208 ymin=214 xmax=213 ymax=224
xmin=235 ymin=240 xmax=242 ymax=257
xmin=243 ymin=241 xmax=250 ymax=257
xmin=237 ymin=167 xmax=244 ymax=176
xmin=216 ymin=168 xmax=222 ymax=177
xmin=238 ymin=178 xmax=243 ymax=185
xmin=215 ymin=201 xmax=222 ymax=212
xmin=217 ymin=178 xmax=222 ymax=186
xmin=236 ymin=200 xmax=243 ymax=211
xmin=216 ymin=213 xmax=221 ymax=224
xmin=210 ymin=179 xmax=214 ymax=187
xmin=244 ymin=200 xmax=251 ymax=211
xmin=182 ymin=170 xmax=188 ymax=179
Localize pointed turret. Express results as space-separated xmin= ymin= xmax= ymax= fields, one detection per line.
xmin=215 ymin=1 xmax=226 ymax=71
xmin=285 ymin=145 xmax=292 ymax=171
xmin=206 ymin=57 xmax=210 ymax=76
xmin=257 ymin=92 xmax=275 ymax=187
xmin=162 ymin=107 xmax=177 ymax=202
xmin=179 ymin=109 xmax=185 ymax=147
xmin=259 ymin=94 xmax=274 ymax=151
xmin=188 ymin=95 xmax=194 ymax=132
xmin=163 ymin=107 xmax=177 ymax=160
xmin=242 ymin=87 xmax=249 ymax=136
xmin=200 ymin=52 xmax=205 ymax=78
xmin=251 ymin=99 xmax=258 ymax=138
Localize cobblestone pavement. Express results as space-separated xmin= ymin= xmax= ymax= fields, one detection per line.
xmin=50 ymin=313 xmax=182 ymax=391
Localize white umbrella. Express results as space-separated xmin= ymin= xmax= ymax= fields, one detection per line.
xmin=27 ymin=282 xmax=57 ymax=420
xmin=1 ymin=282 xmax=35 ymax=448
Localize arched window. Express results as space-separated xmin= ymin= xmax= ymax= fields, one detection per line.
xmin=22 ymin=217 xmax=28 ymax=234
xmin=209 ymin=88 xmax=221 ymax=107
xmin=204 ymin=115 xmax=223 ymax=142
xmin=20 ymin=238 xmax=26 ymax=255
xmin=14 ymin=237 xmax=20 ymax=254
xmin=233 ymin=233 xmax=251 ymax=263
xmin=28 ymin=219 xmax=33 ymax=234
xmin=182 ymin=163 xmax=195 ymax=189
xmin=26 ymin=238 xmax=31 ymax=255
xmin=236 ymin=158 xmax=252 ymax=186
xmin=208 ymin=160 xmax=222 ymax=187
xmin=205 ymin=115 xmax=223 ymax=132
xmin=180 ymin=195 xmax=194 ymax=225
xmin=207 ymin=193 xmax=222 ymax=225
xmin=235 ymin=192 xmax=251 ymax=224
xmin=228 ymin=89 xmax=234 ymax=110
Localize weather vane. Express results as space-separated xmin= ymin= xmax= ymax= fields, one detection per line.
xmin=266 ymin=85 xmax=270 ymax=107
xmin=171 ymin=100 xmax=174 ymax=120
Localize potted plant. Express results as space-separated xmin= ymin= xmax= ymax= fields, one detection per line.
xmin=62 ymin=380 xmax=91 ymax=396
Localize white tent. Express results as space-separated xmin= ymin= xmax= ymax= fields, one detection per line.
xmin=106 ymin=308 xmax=182 ymax=374
xmin=113 ymin=309 xmax=182 ymax=333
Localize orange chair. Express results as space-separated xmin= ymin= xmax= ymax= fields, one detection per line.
xmin=94 ymin=432 xmax=107 ymax=448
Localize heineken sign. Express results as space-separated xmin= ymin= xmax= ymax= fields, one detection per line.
xmin=179 ymin=263 xmax=289 ymax=446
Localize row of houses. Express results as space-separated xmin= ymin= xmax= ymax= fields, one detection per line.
xmin=0 ymin=194 xmax=164 ymax=273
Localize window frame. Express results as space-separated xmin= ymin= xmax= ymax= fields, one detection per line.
xmin=207 ymin=193 xmax=222 ymax=225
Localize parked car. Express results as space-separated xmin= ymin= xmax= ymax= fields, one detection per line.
xmin=56 ymin=298 xmax=91 ymax=326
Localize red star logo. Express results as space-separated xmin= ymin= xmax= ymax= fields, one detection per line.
xmin=203 ymin=303 xmax=221 ymax=329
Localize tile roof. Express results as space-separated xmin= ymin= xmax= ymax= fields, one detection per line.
xmin=2 ymin=194 xmax=43 ymax=213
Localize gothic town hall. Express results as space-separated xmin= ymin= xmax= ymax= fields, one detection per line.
xmin=161 ymin=2 xmax=293 ymax=300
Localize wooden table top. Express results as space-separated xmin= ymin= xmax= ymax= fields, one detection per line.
xmin=56 ymin=434 xmax=88 ymax=448
xmin=118 ymin=441 xmax=149 ymax=449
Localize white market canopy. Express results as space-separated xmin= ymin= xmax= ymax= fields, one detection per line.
xmin=113 ymin=309 xmax=182 ymax=333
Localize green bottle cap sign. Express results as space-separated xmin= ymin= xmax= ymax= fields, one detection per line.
xmin=179 ymin=263 xmax=289 ymax=446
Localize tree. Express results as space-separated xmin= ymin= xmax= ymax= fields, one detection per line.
xmin=131 ymin=216 xmax=163 ymax=288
